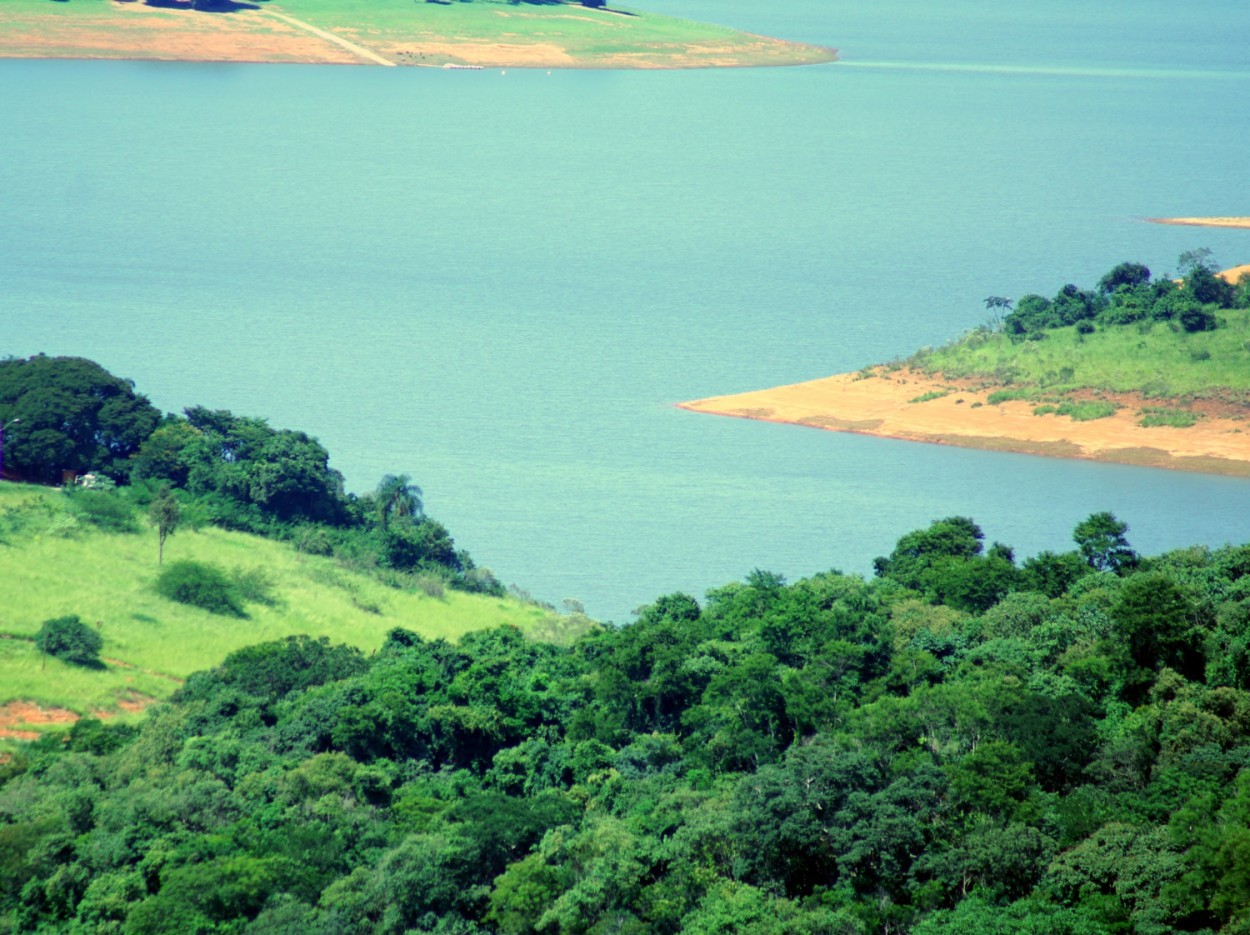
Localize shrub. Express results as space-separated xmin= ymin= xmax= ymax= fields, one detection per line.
xmin=65 ymin=488 xmax=140 ymax=534
xmin=414 ymin=572 xmax=447 ymax=599
xmin=155 ymin=560 xmax=245 ymax=617
xmin=987 ymin=389 xmax=1033 ymax=405
xmin=35 ymin=615 xmax=104 ymax=667
xmin=230 ymin=566 xmax=277 ymax=606
xmin=292 ymin=525 xmax=333 ymax=556
xmin=1059 ymin=400 xmax=1119 ymax=421
xmin=1138 ymin=408 xmax=1199 ymax=428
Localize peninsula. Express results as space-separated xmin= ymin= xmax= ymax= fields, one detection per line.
xmin=682 ymin=259 xmax=1250 ymax=477
xmin=0 ymin=0 xmax=836 ymax=69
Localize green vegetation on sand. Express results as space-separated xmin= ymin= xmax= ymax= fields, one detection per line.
xmin=909 ymin=254 xmax=1250 ymax=408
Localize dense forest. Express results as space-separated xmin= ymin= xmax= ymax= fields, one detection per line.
xmin=4 ymin=355 xmax=1250 ymax=933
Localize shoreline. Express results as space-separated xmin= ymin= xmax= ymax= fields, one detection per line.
xmin=1147 ymin=217 xmax=1250 ymax=230
xmin=0 ymin=1 xmax=837 ymax=70
xmin=678 ymin=369 xmax=1250 ymax=478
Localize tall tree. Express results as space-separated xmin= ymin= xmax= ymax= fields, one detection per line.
xmin=1073 ymin=511 xmax=1137 ymax=574
xmin=148 ymin=486 xmax=180 ymax=564
xmin=375 ymin=473 xmax=424 ymax=530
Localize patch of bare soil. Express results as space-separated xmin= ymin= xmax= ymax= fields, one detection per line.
xmin=91 ymin=693 xmax=160 ymax=720
xmin=0 ymin=4 xmax=359 ymax=64
xmin=0 ymin=701 xmax=78 ymax=741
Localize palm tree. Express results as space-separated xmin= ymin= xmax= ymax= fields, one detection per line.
xmin=375 ymin=473 xmax=423 ymax=530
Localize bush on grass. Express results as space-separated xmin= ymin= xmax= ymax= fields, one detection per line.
xmin=155 ymin=560 xmax=246 ymax=617
xmin=35 ymin=615 xmax=104 ymax=667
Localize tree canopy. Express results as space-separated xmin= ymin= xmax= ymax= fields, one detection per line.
xmin=0 ymin=354 xmax=161 ymax=483
xmin=7 ymin=511 xmax=1250 ymax=933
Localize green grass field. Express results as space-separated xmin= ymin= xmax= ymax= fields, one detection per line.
xmin=908 ymin=306 xmax=1250 ymax=402
xmin=0 ymin=483 xmax=572 ymax=740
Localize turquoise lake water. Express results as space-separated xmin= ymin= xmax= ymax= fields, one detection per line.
xmin=2 ymin=0 xmax=1249 ymax=621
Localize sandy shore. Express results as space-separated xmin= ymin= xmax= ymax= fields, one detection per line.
xmin=679 ymin=369 xmax=1250 ymax=477
xmin=1148 ymin=217 xmax=1250 ymax=230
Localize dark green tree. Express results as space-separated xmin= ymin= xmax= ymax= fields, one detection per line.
xmin=0 ymin=355 xmax=160 ymax=483
xmin=873 ymin=516 xmax=985 ymax=590
xmin=1073 ymin=512 xmax=1137 ymax=574
xmin=1097 ymin=262 xmax=1151 ymax=294
xmin=1183 ymin=265 xmax=1234 ymax=308
xmin=35 ymin=615 xmax=103 ymax=667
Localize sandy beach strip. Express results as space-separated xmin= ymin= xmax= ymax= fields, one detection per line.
xmin=678 ymin=369 xmax=1250 ymax=477
xmin=1148 ymin=217 xmax=1250 ymax=230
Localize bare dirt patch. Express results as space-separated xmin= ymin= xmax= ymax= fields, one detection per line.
xmin=0 ymin=701 xmax=78 ymax=740
xmin=0 ymin=4 xmax=360 ymax=64
xmin=91 ymin=693 xmax=160 ymax=720
xmin=679 ymin=368 xmax=1250 ymax=477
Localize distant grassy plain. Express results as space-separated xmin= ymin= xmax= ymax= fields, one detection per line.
xmin=0 ymin=483 xmax=566 ymax=741
xmin=0 ymin=0 xmax=837 ymax=68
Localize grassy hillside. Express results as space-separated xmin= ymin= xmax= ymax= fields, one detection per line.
xmin=0 ymin=482 xmax=575 ymax=741
xmin=908 ymin=302 xmax=1250 ymax=404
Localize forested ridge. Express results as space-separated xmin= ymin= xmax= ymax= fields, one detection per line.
xmin=4 ymin=354 xmax=1250 ymax=933
xmin=0 ymin=354 xmax=501 ymax=597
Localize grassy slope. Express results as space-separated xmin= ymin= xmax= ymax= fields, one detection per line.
xmin=909 ymin=305 xmax=1250 ymax=402
xmin=0 ymin=0 xmax=836 ymax=68
xmin=0 ymin=483 xmax=565 ymax=734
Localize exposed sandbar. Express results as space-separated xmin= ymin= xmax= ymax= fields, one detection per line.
xmin=679 ymin=369 xmax=1250 ymax=477
xmin=1148 ymin=217 xmax=1250 ymax=230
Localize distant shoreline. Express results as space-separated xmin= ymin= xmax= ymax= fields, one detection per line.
xmin=679 ymin=368 xmax=1250 ymax=479
xmin=0 ymin=0 xmax=837 ymax=69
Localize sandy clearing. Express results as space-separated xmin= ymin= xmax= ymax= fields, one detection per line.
xmin=679 ymin=368 xmax=1250 ymax=477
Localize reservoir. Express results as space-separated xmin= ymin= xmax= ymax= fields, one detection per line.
xmin=2 ymin=0 xmax=1249 ymax=621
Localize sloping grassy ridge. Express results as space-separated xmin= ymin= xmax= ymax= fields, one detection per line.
xmin=0 ymin=483 xmax=566 ymax=734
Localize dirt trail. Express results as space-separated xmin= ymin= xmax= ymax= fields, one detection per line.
xmin=263 ymin=10 xmax=395 ymax=66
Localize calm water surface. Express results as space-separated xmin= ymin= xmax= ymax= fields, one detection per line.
xmin=2 ymin=0 xmax=1249 ymax=620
